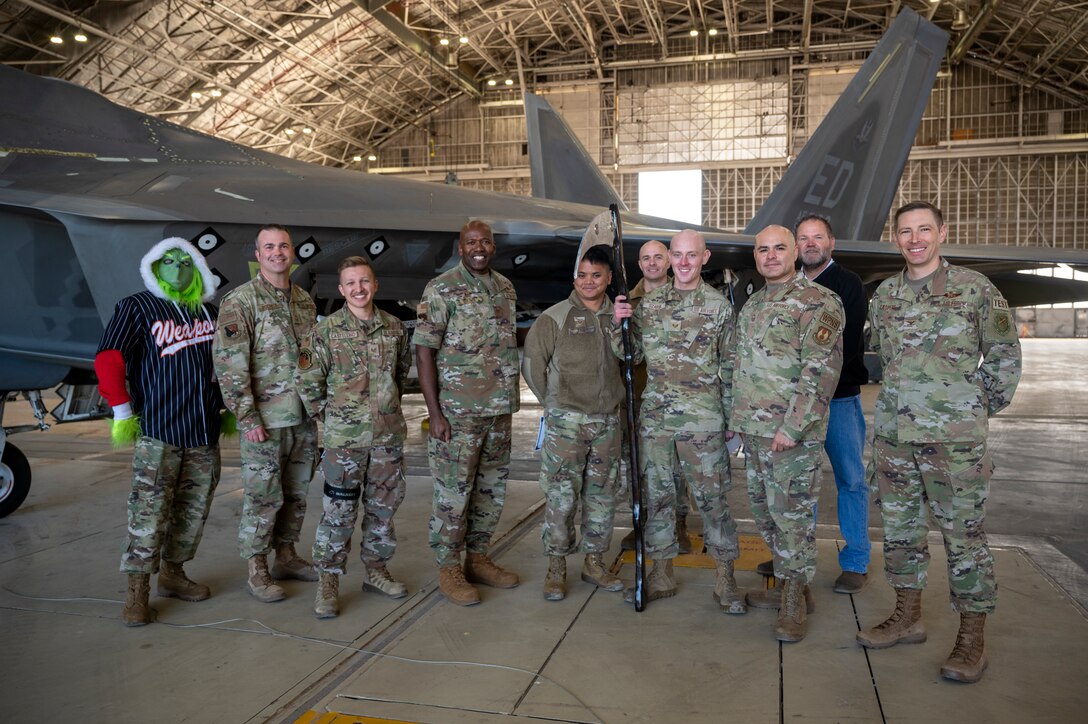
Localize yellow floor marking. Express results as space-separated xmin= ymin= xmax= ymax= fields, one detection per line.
xmin=295 ymin=713 xmax=412 ymax=724
xmin=620 ymin=533 xmax=770 ymax=570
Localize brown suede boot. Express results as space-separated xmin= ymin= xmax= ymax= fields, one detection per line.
xmin=271 ymin=543 xmax=318 ymax=581
xmin=247 ymin=554 xmax=286 ymax=602
xmin=625 ymin=558 xmax=678 ymax=603
xmin=940 ymin=612 xmax=988 ymax=683
xmin=775 ymin=577 xmax=807 ymax=642
xmin=361 ymin=564 xmax=408 ymax=599
xmin=464 ymin=552 xmax=519 ymax=588
xmin=581 ymin=553 xmax=623 ymax=591
xmin=543 ymin=556 xmax=566 ymax=601
xmin=122 ymin=573 xmax=151 ymax=627
xmin=157 ymin=561 xmax=210 ymax=602
xmin=676 ymin=514 xmax=692 ymax=555
xmin=439 ymin=564 xmax=481 ymax=606
xmin=856 ymin=588 xmax=926 ymax=649
xmin=746 ymin=582 xmax=816 ymax=612
xmin=314 ymin=572 xmax=340 ymax=619
xmin=714 ymin=559 xmax=747 ymax=614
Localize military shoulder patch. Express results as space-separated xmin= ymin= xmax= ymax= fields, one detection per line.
xmin=814 ymin=325 xmax=835 ymax=346
xmin=298 ymin=349 xmax=313 ymax=370
xmin=995 ymin=312 xmax=1011 ymax=335
xmin=818 ymin=310 xmax=842 ymax=329
xmin=223 ymin=323 xmax=239 ymax=338
xmin=992 ymin=297 xmax=1010 ymax=310
xmin=415 ymin=302 xmax=428 ymax=321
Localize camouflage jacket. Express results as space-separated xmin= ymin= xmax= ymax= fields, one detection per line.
xmin=730 ymin=275 xmax=844 ymax=442
xmin=295 ymin=307 xmax=410 ymax=449
xmin=623 ymin=280 xmax=734 ymax=433
xmin=869 ymin=259 xmax=1021 ymax=443
xmin=213 ymin=274 xmax=316 ymax=432
xmin=523 ymin=291 xmax=623 ymax=416
xmin=413 ymin=261 xmax=520 ymax=417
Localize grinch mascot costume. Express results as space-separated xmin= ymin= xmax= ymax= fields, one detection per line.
xmin=95 ymin=237 xmax=230 ymax=626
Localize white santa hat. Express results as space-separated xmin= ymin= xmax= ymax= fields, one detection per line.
xmin=139 ymin=237 xmax=219 ymax=302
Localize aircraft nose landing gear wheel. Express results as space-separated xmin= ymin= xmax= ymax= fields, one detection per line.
xmin=0 ymin=443 xmax=31 ymax=517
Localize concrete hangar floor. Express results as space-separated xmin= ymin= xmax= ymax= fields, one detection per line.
xmin=1 ymin=338 xmax=1085 ymax=723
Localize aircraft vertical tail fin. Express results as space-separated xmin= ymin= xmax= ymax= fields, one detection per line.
xmin=744 ymin=8 xmax=949 ymax=240
xmin=524 ymin=93 xmax=627 ymax=210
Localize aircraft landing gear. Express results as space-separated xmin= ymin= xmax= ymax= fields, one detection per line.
xmin=0 ymin=442 xmax=31 ymax=518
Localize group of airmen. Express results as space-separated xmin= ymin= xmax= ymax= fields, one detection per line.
xmin=98 ymin=200 xmax=1020 ymax=685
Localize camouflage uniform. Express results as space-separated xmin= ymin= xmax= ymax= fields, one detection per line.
xmin=214 ymin=274 xmax=318 ymax=559
xmin=622 ymin=280 xmax=738 ymax=562
xmin=627 ymin=279 xmax=687 ymax=517
xmin=523 ymin=292 xmax=624 ymax=555
xmin=731 ymin=275 xmax=844 ymax=583
xmin=414 ymin=261 xmax=520 ymax=567
xmin=869 ymin=259 xmax=1021 ymax=613
xmin=123 ymin=438 xmax=220 ymax=572
xmin=295 ymin=307 xmax=411 ymax=573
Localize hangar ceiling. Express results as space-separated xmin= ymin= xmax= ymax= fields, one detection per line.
xmin=1 ymin=0 xmax=1085 ymax=168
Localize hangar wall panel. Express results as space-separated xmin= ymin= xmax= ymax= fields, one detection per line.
xmin=374 ymin=63 xmax=1087 ymax=254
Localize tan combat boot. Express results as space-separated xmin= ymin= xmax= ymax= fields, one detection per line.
xmin=581 ymin=553 xmax=623 ymax=591
xmin=746 ymin=583 xmax=815 ymax=612
xmin=438 ymin=564 xmax=481 ymax=606
xmin=361 ymin=564 xmax=408 ymax=599
xmin=940 ymin=612 xmax=988 ymax=683
xmin=314 ymin=572 xmax=340 ymax=619
xmin=543 ymin=556 xmax=567 ymax=601
xmin=625 ymin=558 xmax=678 ymax=603
xmin=247 ymin=554 xmax=287 ymax=602
xmin=122 ymin=573 xmax=151 ymax=627
xmin=271 ymin=543 xmax=318 ymax=581
xmin=775 ymin=577 xmax=807 ymax=642
xmin=464 ymin=552 xmax=520 ymax=588
xmin=157 ymin=560 xmax=210 ymax=601
xmin=856 ymin=588 xmax=926 ymax=649
xmin=676 ymin=514 xmax=692 ymax=555
xmin=715 ymin=559 xmax=747 ymax=615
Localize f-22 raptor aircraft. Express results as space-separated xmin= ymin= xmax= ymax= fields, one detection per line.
xmin=1 ymin=8 xmax=1086 ymax=516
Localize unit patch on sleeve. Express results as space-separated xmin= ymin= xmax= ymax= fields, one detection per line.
xmin=818 ymin=310 xmax=842 ymax=330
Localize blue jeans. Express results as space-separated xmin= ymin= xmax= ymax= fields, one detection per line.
xmin=824 ymin=395 xmax=870 ymax=573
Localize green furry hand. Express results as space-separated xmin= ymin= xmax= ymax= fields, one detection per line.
xmin=111 ymin=415 xmax=141 ymax=447
xmin=220 ymin=410 xmax=238 ymax=437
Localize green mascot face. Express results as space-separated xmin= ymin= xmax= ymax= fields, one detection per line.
xmin=156 ymin=248 xmax=195 ymax=292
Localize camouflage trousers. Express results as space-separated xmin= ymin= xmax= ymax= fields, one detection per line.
xmin=312 ymin=445 xmax=406 ymax=574
xmin=238 ymin=419 xmax=318 ymax=559
xmin=640 ymin=427 xmax=738 ymax=561
xmin=120 ymin=436 xmax=220 ymax=574
xmin=538 ymin=410 xmax=620 ymax=556
xmin=428 ymin=414 xmax=511 ymax=567
xmin=744 ymin=436 xmax=822 ymax=583
xmin=871 ymin=437 xmax=996 ymax=613
xmin=622 ymin=403 xmax=688 ymax=516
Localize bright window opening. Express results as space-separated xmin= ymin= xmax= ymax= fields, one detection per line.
xmin=638 ymin=169 xmax=702 ymax=225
